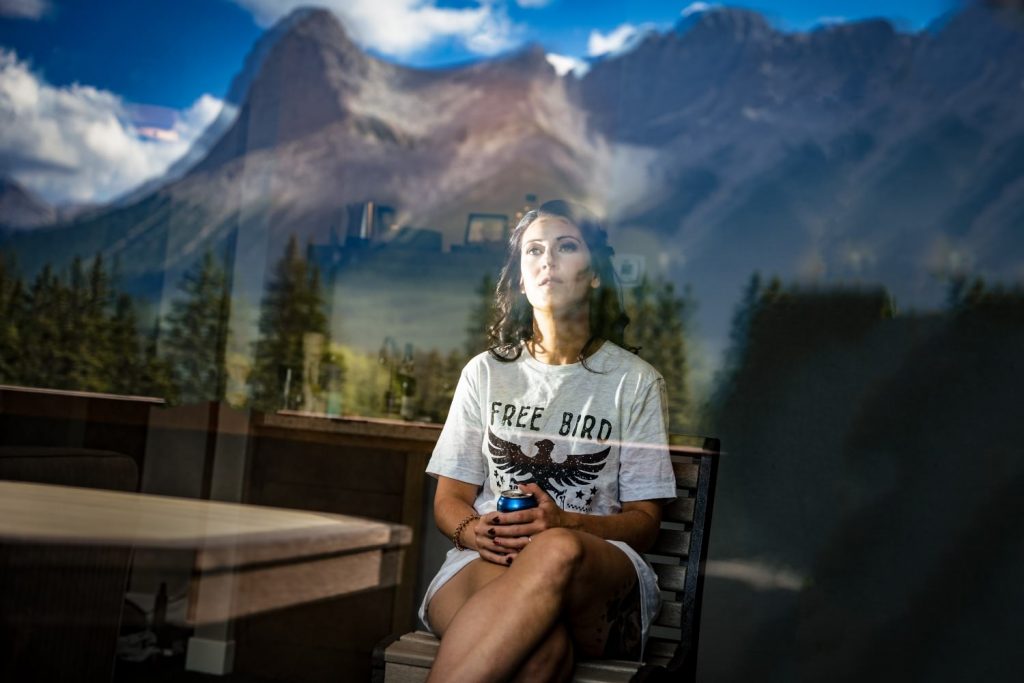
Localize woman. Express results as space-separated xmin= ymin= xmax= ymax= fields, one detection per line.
xmin=420 ymin=200 xmax=676 ymax=682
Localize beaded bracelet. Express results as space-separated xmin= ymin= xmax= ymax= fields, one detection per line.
xmin=452 ymin=513 xmax=480 ymax=551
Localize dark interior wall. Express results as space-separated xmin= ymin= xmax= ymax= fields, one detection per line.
xmin=698 ymin=290 xmax=1024 ymax=682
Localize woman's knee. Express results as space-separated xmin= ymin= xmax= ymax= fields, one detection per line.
xmin=521 ymin=528 xmax=587 ymax=583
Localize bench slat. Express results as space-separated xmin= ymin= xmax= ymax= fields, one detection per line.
xmin=574 ymin=659 xmax=643 ymax=683
xmin=646 ymin=653 xmax=672 ymax=669
xmin=649 ymin=529 xmax=690 ymax=557
xmin=654 ymin=564 xmax=687 ymax=593
xmin=646 ymin=638 xmax=676 ymax=659
xmin=385 ymin=662 xmax=429 ymax=683
xmin=384 ymin=631 xmax=439 ymax=668
xmin=662 ymin=496 xmax=695 ymax=524
xmin=645 ymin=637 xmax=676 ymax=667
xmin=654 ymin=600 xmax=682 ymax=629
xmin=671 ymin=461 xmax=699 ymax=489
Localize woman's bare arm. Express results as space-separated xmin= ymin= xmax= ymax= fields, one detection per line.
xmin=561 ymin=499 xmax=662 ymax=551
xmin=434 ymin=475 xmax=510 ymax=564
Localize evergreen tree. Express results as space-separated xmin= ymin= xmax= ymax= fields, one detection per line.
xmin=945 ymin=274 xmax=969 ymax=310
xmin=73 ymin=255 xmax=113 ymax=392
xmin=0 ymin=256 xmax=23 ymax=383
xmin=414 ymin=349 xmax=443 ymax=422
xmin=414 ymin=347 xmax=466 ymax=423
xmin=140 ymin=317 xmax=177 ymax=401
xmin=625 ymin=276 xmax=692 ymax=431
xmin=249 ymin=236 xmax=331 ymax=411
xmin=728 ymin=273 xmax=763 ymax=367
xmin=762 ymin=276 xmax=783 ymax=305
xmin=162 ymin=250 xmax=232 ymax=404
xmin=711 ymin=272 xmax=763 ymax=411
xmin=2 ymin=252 xmax=179 ymax=398
xmin=21 ymin=264 xmax=63 ymax=388
xmin=106 ymin=293 xmax=147 ymax=396
xmin=464 ymin=274 xmax=495 ymax=358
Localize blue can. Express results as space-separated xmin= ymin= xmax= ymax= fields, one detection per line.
xmin=497 ymin=489 xmax=538 ymax=513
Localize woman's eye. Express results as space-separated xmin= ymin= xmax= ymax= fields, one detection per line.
xmin=559 ymin=242 xmax=578 ymax=253
xmin=525 ymin=246 xmax=542 ymax=256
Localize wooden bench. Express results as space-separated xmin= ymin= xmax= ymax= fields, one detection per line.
xmin=374 ymin=435 xmax=720 ymax=683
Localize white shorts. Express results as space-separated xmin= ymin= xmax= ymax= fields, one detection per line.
xmin=418 ymin=539 xmax=661 ymax=660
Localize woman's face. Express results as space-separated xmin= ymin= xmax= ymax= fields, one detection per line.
xmin=519 ymin=215 xmax=597 ymax=314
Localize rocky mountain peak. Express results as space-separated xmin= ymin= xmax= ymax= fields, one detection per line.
xmin=674 ymin=5 xmax=775 ymax=42
xmin=481 ymin=43 xmax=556 ymax=80
xmin=225 ymin=7 xmax=354 ymax=106
xmin=908 ymin=2 xmax=1024 ymax=106
xmin=813 ymin=17 xmax=898 ymax=42
xmin=280 ymin=7 xmax=363 ymax=61
xmin=191 ymin=7 xmax=374 ymax=172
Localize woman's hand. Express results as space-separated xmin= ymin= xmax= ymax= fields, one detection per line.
xmin=486 ymin=483 xmax=574 ymax=557
xmin=470 ymin=512 xmax=519 ymax=566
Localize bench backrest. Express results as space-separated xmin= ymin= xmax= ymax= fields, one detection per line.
xmin=634 ymin=435 xmax=720 ymax=682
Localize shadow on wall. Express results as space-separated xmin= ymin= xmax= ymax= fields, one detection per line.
xmin=699 ymin=282 xmax=1024 ymax=683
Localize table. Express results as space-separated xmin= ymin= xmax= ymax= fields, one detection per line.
xmin=0 ymin=480 xmax=412 ymax=624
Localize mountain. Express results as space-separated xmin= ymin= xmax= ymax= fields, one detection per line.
xmin=1 ymin=4 xmax=1022 ymax=355
xmin=0 ymin=177 xmax=57 ymax=230
xmin=578 ymin=4 xmax=1024 ymax=340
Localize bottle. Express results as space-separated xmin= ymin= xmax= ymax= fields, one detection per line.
xmin=399 ymin=343 xmax=416 ymax=420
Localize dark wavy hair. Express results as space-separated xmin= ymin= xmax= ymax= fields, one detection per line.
xmin=487 ymin=199 xmax=630 ymax=366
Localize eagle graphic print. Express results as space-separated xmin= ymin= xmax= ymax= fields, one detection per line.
xmin=488 ymin=428 xmax=610 ymax=511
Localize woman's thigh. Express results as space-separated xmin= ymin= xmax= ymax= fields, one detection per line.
xmin=427 ymin=558 xmax=508 ymax=636
xmin=534 ymin=530 xmax=639 ymax=659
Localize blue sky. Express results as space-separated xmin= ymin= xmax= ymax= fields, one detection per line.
xmin=0 ymin=0 xmax=958 ymax=203
xmin=2 ymin=0 xmax=956 ymax=108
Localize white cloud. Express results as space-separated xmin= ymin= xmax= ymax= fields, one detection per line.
xmin=0 ymin=0 xmax=51 ymax=20
xmin=232 ymin=0 xmax=518 ymax=57
xmin=587 ymin=23 xmax=638 ymax=57
xmin=545 ymin=53 xmax=589 ymax=78
xmin=515 ymin=0 xmax=551 ymax=7
xmin=681 ymin=2 xmax=719 ymax=19
xmin=177 ymin=94 xmax=226 ymax=138
xmin=0 ymin=50 xmax=224 ymax=205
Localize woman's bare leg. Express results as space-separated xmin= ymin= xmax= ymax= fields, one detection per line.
xmin=508 ymin=621 xmax=574 ymax=683
xmin=430 ymin=563 xmax=573 ymax=683
xmin=425 ymin=528 xmax=636 ymax=683
xmin=427 ymin=559 xmax=508 ymax=636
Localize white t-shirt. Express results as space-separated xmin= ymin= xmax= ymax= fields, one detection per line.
xmin=426 ymin=341 xmax=677 ymax=511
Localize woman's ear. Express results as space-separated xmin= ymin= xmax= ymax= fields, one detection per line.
xmin=591 ymin=276 xmax=601 ymax=289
